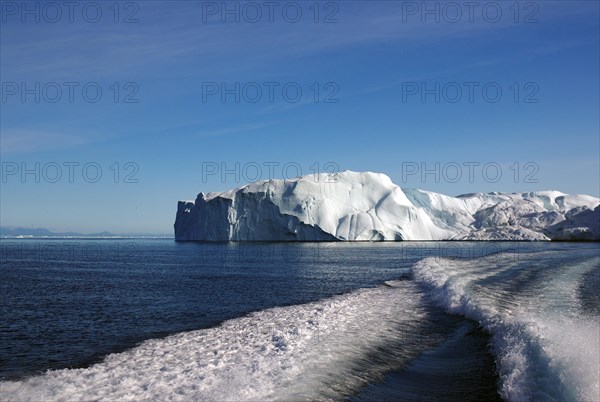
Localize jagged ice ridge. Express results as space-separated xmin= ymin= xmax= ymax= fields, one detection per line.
xmin=175 ymin=171 xmax=600 ymax=241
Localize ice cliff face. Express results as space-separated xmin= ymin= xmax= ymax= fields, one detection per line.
xmin=175 ymin=171 xmax=600 ymax=241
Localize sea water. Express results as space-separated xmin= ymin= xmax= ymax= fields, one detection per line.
xmin=1 ymin=239 xmax=598 ymax=401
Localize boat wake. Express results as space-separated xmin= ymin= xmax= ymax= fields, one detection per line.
xmin=412 ymin=252 xmax=600 ymax=402
xmin=1 ymin=279 xmax=430 ymax=401
xmin=2 ymin=250 xmax=598 ymax=401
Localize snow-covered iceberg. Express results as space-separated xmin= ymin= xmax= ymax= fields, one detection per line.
xmin=175 ymin=171 xmax=599 ymax=241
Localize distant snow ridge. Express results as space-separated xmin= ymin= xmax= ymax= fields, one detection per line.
xmin=175 ymin=171 xmax=600 ymax=241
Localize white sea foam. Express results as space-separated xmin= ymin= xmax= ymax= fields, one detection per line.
xmin=412 ymin=253 xmax=600 ymax=402
xmin=1 ymin=281 xmax=427 ymax=401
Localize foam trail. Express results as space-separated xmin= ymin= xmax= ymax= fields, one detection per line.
xmin=412 ymin=252 xmax=600 ymax=402
xmin=1 ymin=280 xmax=427 ymax=401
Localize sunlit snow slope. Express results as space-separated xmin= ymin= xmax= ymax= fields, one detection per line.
xmin=175 ymin=171 xmax=599 ymax=241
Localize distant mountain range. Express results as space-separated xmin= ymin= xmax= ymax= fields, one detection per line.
xmin=0 ymin=227 xmax=172 ymax=238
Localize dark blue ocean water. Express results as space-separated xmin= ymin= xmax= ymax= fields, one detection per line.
xmin=1 ymin=239 xmax=598 ymax=401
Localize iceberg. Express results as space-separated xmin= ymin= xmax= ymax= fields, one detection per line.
xmin=175 ymin=171 xmax=600 ymax=241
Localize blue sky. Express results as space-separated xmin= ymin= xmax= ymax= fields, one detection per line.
xmin=1 ymin=0 xmax=599 ymax=234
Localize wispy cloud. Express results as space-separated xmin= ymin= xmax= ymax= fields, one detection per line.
xmin=4 ymin=1 xmax=584 ymax=82
xmin=0 ymin=129 xmax=88 ymax=154
xmin=191 ymin=121 xmax=277 ymax=138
